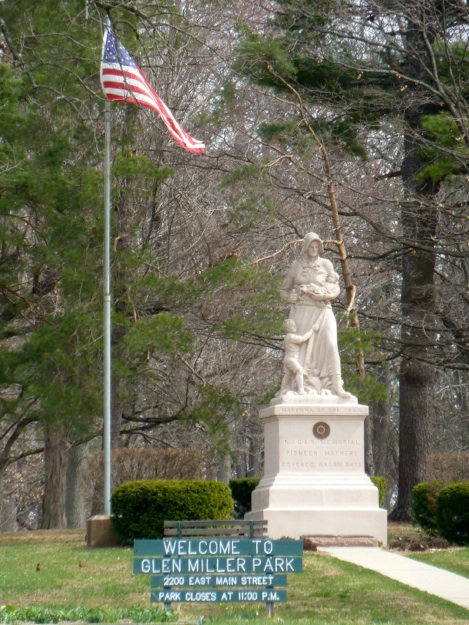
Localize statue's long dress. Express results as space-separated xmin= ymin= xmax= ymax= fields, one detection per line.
xmin=280 ymin=258 xmax=342 ymax=391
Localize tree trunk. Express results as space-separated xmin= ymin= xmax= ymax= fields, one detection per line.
xmin=389 ymin=8 xmax=440 ymax=521
xmin=391 ymin=201 xmax=437 ymax=522
xmin=65 ymin=442 xmax=90 ymax=528
xmin=41 ymin=426 xmax=69 ymax=529
xmin=393 ymin=203 xmax=436 ymax=520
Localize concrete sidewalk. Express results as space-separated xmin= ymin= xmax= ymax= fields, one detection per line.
xmin=319 ymin=547 xmax=469 ymax=611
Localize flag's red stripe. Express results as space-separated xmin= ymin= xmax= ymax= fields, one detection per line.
xmin=102 ymin=67 xmax=139 ymax=78
xmin=102 ymin=81 xmax=154 ymax=102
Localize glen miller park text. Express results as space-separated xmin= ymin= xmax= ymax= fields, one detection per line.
xmin=1 ymin=3 xmax=469 ymax=625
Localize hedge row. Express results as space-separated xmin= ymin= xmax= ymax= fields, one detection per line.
xmin=412 ymin=481 xmax=469 ymax=545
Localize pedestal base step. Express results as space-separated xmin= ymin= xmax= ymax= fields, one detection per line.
xmin=304 ymin=535 xmax=377 ymax=547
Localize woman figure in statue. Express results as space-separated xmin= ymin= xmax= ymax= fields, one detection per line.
xmin=279 ymin=232 xmax=351 ymax=398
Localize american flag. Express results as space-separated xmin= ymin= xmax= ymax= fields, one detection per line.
xmin=100 ymin=29 xmax=205 ymax=155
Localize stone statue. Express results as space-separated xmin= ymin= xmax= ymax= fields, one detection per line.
xmin=279 ymin=232 xmax=352 ymax=399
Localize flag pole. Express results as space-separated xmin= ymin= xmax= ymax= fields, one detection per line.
xmin=100 ymin=18 xmax=205 ymax=517
xmin=103 ymin=15 xmax=112 ymax=516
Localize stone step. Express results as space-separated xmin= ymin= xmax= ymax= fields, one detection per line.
xmin=303 ymin=535 xmax=378 ymax=547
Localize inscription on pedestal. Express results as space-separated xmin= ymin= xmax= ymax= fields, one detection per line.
xmin=280 ymin=429 xmax=362 ymax=472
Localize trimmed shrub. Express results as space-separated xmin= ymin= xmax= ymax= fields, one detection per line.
xmin=229 ymin=478 xmax=261 ymax=517
xmin=111 ymin=479 xmax=234 ymax=542
xmin=412 ymin=481 xmax=443 ymax=534
xmin=436 ymin=482 xmax=469 ymax=545
xmin=370 ymin=476 xmax=386 ymax=508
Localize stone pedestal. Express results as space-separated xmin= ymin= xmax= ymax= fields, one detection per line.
xmin=245 ymin=398 xmax=387 ymax=545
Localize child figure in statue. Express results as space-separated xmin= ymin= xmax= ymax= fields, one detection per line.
xmin=280 ymin=319 xmax=314 ymax=396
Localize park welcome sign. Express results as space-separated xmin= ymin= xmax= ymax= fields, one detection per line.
xmin=134 ymin=537 xmax=303 ymax=605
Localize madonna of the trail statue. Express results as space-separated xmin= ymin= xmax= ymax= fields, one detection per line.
xmin=245 ymin=232 xmax=387 ymax=544
xmin=279 ymin=232 xmax=352 ymax=399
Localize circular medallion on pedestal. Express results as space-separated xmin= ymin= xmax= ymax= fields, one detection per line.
xmin=313 ymin=421 xmax=330 ymax=439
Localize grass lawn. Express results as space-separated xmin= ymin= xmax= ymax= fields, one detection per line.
xmin=0 ymin=529 xmax=468 ymax=624
xmin=409 ymin=549 xmax=469 ymax=579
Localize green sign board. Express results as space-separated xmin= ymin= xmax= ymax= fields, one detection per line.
xmin=133 ymin=537 xmax=303 ymax=605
